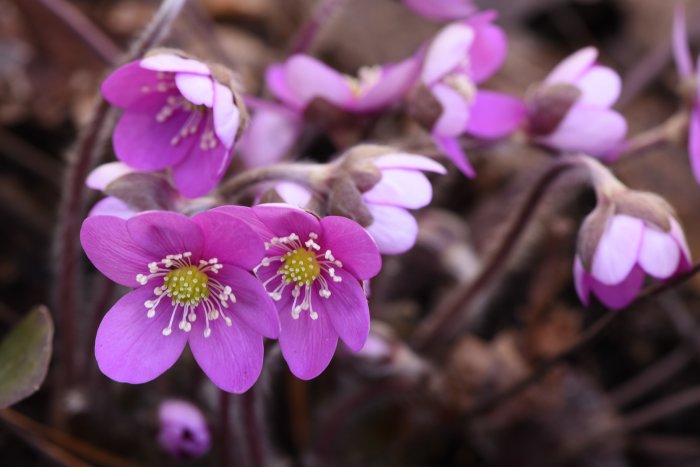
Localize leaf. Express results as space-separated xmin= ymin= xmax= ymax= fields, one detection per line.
xmin=0 ymin=306 xmax=54 ymax=408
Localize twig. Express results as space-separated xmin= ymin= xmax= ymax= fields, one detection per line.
xmin=219 ymin=390 xmax=231 ymax=467
xmin=613 ymin=112 xmax=688 ymax=163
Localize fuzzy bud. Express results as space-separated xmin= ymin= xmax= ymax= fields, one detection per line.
xmin=407 ymin=84 xmax=443 ymax=131
xmin=526 ymin=83 xmax=581 ymax=135
xmin=327 ymin=176 xmax=374 ymax=226
xmin=157 ymin=399 xmax=211 ymax=460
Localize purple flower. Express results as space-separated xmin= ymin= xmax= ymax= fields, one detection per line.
xmin=672 ymin=5 xmax=700 ymax=182
xmin=266 ymin=54 xmax=421 ymax=114
xmin=528 ymin=47 xmax=627 ymax=158
xmin=237 ymin=99 xmax=302 ymax=168
xmin=415 ymin=12 xmax=526 ymax=176
xmin=102 ymin=52 xmax=246 ymax=198
xmin=216 ymin=204 xmax=382 ymax=379
xmin=574 ymin=191 xmax=691 ymax=309
xmin=402 ymin=0 xmax=477 ymax=22
xmin=157 ymin=399 xmax=211 ymax=459
xmin=80 ymin=210 xmax=279 ymax=393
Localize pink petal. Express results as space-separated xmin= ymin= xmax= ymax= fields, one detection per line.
xmin=189 ymin=311 xmax=264 ymax=393
xmin=193 ymin=211 xmax=264 ymax=270
xmin=324 ymin=270 xmax=370 ymax=352
xmin=86 ymin=162 xmax=133 ymax=190
xmin=265 ymin=64 xmax=304 ymax=109
xmin=573 ymin=256 xmax=590 ymax=306
xmin=638 ymin=225 xmax=681 ymax=279
xmin=432 ymin=135 xmax=475 ymax=177
xmin=589 ymin=266 xmax=645 ymax=309
xmin=536 ymin=106 xmax=627 ymax=156
xmin=375 ymin=153 xmax=447 ymax=174
xmin=320 ymin=216 xmax=382 ymax=279
xmin=689 ymin=108 xmax=700 ymax=183
xmin=213 ymin=265 xmax=280 ymax=339
xmin=172 ymin=140 xmax=232 ymax=198
xmin=545 ymin=47 xmax=598 ymax=84
xmin=278 ymin=295 xmax=339 ymax=380
xmin=252 ymin=204 xmax=321 ymax=240
xmin=175 ymin=73 xmax=214 ymax=107
xmin=576 ymin=66 xmax=621 ymax=108
xmin=670 ymin=218 xmax=692 ymax=265
xmin=214 ymin=205 xmax=275 ymax=240
xmin=363 ymin=169 xmax=433 ymax=209
xmin=468 ymin=21 xmax=508 ymax=83
xmin=275 ymin=182 xmax=313 ymax=207
xmin=673 ymin=5 xmax=694 ymax=79
xmin=431 ymin=83 xmax=471 ymax=136
xmin=591 ymin=214 xmax=644 ymax=285
xmin=466 ymin=90 xmax=526 ymax=138
xmin=113 ymin=108 xmax=198 ymax=171
xmin=95 ymin=287 xmax=188 ymax=383
xmin=140 ymin=54 xmax=211 ymax=75
xmin=126 ymin=211 xmax=203 ymax=260
xmin=422 ymin=23 xmax=475 ymax=85
xmin=355 ymin=57 xmax=421 ymax=111
xmin=212 ymin=82 xmax=240 ymax=149
xmin=239 ymin=106 xmax=301 ymax=168
xmin=365 ymin=204 xmax=418 ymax=255
xmin=80 ymin=215 xmax=156 ymax=287
xmin=284 ymin=55 xmax=354 ymax=108
xmin=101 ymin=61 xmax=167 ymax=111
xmin=403 ymin=0 xmax=477 ymax=22
xmin=88 ymin=197 xmax=137 ymax=219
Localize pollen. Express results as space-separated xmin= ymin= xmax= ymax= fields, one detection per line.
xmin=163 ymin=266 xmax=210 ymax=306
xmin=279 ymin=248 xmax=321 ymax=287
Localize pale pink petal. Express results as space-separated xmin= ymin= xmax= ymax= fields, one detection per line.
xmin=591 ymin=214 xmax=644 ymax=285
xmin=689 ymin=108 xmax=700 ymax=183
xmin=402 ymin=0 xmax=477 ymax=22
xmin=324 ymin=270 xmax=370 ymax=352
xmin=284 ymin=55 xmax=354 ymax=108
xmin=590 ymin=266 xmax=645 ymax=309
xmin=265 ymin=64 xmax=303 ymax=109
xmin=275 ymin=182 xmax=313 ymax=207
xmin=365 ymin=204 xmax=418 ymax=254
xmin=95 ymin=287 xmax=188 ymax=383
xmin=576 ymin=66 xmax=621 ymax=108
xmin=468 ymin=22 xmax=508 ymax=83
xmin=431 ymin=83 xmax=471 ymax=136
xmin=126 ymin=211 xmax=203 ymax=260
xmin=88 ymin=197 xmax=137 ymax=219
xmin=189 ymin=312 xmax=264 ymax=393
xmin=573 ymin=256 xmax=590 ymax=306
xmin=101 ymin=61 xmax=167 ymax=111
xmin=545 ymin=47 xmax=598 ymax=84
xmin=670 ymin=218 xmax=692 ymax=266
xmin=86 ymin=162 xmax=134 ymax=190
xmin=175 ymin=73 xmax=214 ymax=107
xmin=422 ymin=23 xmax=475 ymax=85
xmin=432 ymin=135 xmax=475 ymax=177
xmin=363 ymin=169 xmax=433 ymax=209
xmin=239 ymin=106 xmax=301 ymax=168
xmin=320 ymin=216 xmax=382 ymax=279
xmin=355 ymin=57 xmax=421 ymax=111
xmin=212 ymin=82 xmax=240 ymax=149
xmin=193 ymin=211 xmax=264 ymax=270
xmin=638 ymin=226 xmax=681 ymax=279
xmin=140 ymin=54 xmax=211 ymax=75
xmin=375 ymin=153 xmax=447 ymax=174
xmin=673 ymin=4 xmax=694 ymax=79
xmin=466 ymin=90 xmax=526 ymax=138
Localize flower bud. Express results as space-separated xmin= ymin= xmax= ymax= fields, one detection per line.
xmin=157 ymin=399 xmax=211 ymax=460
xmin=327 ymin=176 xmax=375 ymax=226
xmin=526 ymin=83 xmax=581 ymax=135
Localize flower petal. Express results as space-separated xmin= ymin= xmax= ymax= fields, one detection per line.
xmin=591 ymin=214 xmax=644 ymax=285
xmin=324 ymin=270 xmax=370 ymax=352
xmin=95 ymin=287 xmax=188 ymax=383
xmin=638 ymin=226 xmax=681 ymax=279
xmin=689 ymin=108 xmax=700 ymax=184
xmin=363 ymin=169 xmax=433 ymax=209
xmin=284 ymin=55 xmax=354 ymax=108
xmin=140 ymin=54 xmax=211 ymax=75
xmin=355 ymin=57 xmax=421 ymax=111
xmin=670 ymin=218 xmax=692 ymax=266
xmin=172 ymin=141 xmax=232 ymax=198
xmin=365 ymin=204 xmax=418 ymax=255
xmin=320 ymin=216 xmax=382 ymax=279
xmin=101 ymin=61 xmax=167 ymax=111
xmin=403 ymin=0 xmax=477 ymax=22
xmin=126 ymin=211 xmax=203 ymax=260
xmin=239 ymin=105 xmax=301 ymax=168
xmin=88 ymin=197 xmax=138 ymax=219
xmin=432 ymin=134 xmax=475 ymax=177
xmin=189 ymin=312 xmax=264 ymax=393
xmin=573 ymin=256 xmax=590 ymax=306
xmin=422 ymin=23 xmax=475 ymax=85
xmin=80 ymin=215 xmax=156 ymax=287
xmin=275 ymin=182 xmax=313 ymax=207
xmin=589 ymin=265 xmax=645 ymax=309
xmin=375 ymin=153 xmax=447 ymax=174
xmin=214 ymin=205 xmax=275 ymax=239
xmin=576 ymin=66 xmax=621 ymax=108
xmin=86 ymin=162 xmax=134 ymax=190
xmin=175 ymin=73 xmax=214 ymax=107
xmin=193 ymin=211 xmax=264 ymax=270
xmin=212 ymin=265 xmax=280 ymax=339
xmin=468 ymin=21 xmax=507 ymax=83
xmin=673 ymin=5 xmax=694 ymax=79
xmin=545 ymin=47 xmax=598 ymax=84
xmin=265 ymin=64 xmax=304 ymax=109
xmin=466 ymin=90 xmax=526 ymax=138
xmin=252 ymin=204 xmax=321 ymax=240
xmin=431 ymin=83 xmax=471 ymax=136
xmin=212 ymin=82 xmax=240 ymax=149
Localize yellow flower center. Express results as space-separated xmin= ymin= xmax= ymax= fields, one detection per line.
xmin=279 ymin=248 xmax=321 ymax=287
xmin=163 ymin=265 xmax=210 ymax=306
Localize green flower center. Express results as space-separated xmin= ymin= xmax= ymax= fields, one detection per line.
xmin=163 ymin=265 xmax=210 ymax=306
xmin=279 ymin=248 xmax=321 ymax=287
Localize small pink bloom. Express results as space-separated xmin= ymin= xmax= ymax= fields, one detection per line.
xmin=80 ymin=210 xmax=279 ymax=393
xmin=158 ymin=399 xmax=211 ymax=459
xmin=102 ymin=52 xmax=245 ymax=198
xmin=216 ymin=205 xmax=382 ymax=380
xmin=402 ymin=0 xmax=478 ymax=22
xmin=416 ymin=13 xmax=526 ymax=176
xmin=237 ymin=99 xmax=302 ymax=168
xmin=529 ymin=47 xmax=627 ymax=157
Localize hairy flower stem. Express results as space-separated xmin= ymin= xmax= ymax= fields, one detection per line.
xmin=613 ymin=111 xmax=689 ymax=161
xmin=217 ymin=163 xmax=327 ymax=201
xmin=241 ymin=390 xmax=266 ymax=467
xmin=289 ymin=0 xmax=351 ymax=54
xmin=52 ymin=0 xmax=188 ymax=411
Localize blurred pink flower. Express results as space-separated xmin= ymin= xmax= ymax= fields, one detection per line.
xmin=417 ymin=12 xmax=526 ymax=176
xmin=402 ymin=0 xmax=478 ymax=22
xmin=158 ymin=399 xmax=210 ymax=459
xmin=102 ymin=52 xmax=245 ymax=198
xmin=528 ymin=47 xmax=627 ymax=158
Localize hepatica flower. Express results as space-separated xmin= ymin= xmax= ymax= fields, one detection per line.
xmin=527 ymin=47 xmax=626 ymax=158
xmin=157 ymin=399 xmax=211 ymax=460
xmin=80 ymin=210 xmax=279 ymax=393
xmin=216 ymin=205 xmax=382 ymax=379
xmin=102 ymin=51 xmax=246 ymax=198
xmin=414 ymin=12 xmax=526 ymax=176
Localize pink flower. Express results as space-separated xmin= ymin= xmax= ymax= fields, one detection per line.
xmin=86 ymin=162 xmax=138 ymax=219
xmin=102 ymin=52 xmax=245 ymax=198
xmin=216 ymin=205 xmax=382 ymax=380
xmin=266 ymin=54 xmax=421 ymax=114
xmin=528 ymin=47 xmax=627 ymax=157
xmin=574 ymin=191 xmax=691 ymax=309
xmin=402 ymin=0 xmax=477 ymax=22
xmin=416 ymin=12 xmax=526 ymax=176
xmin=157 ymin=399 xmax=211 ymax=459
xmin=80 ymin=210 xmax=279 ymax=393
xmin=672 ymin=5 xmax=700 ymax=182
